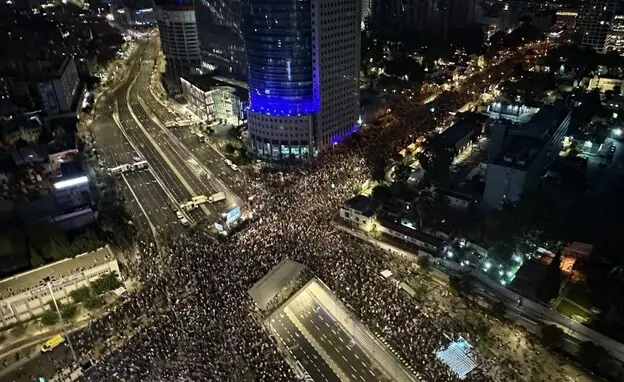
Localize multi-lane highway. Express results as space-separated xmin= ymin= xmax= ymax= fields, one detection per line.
xmin=135 ymin=58 xmax=247 ymax=195
xmin=268 ymin=291 xmax=397 ymax=382
xmin=89 ymin=42 xmax=185 ymax=233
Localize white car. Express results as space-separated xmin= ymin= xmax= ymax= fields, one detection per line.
xmin=230 ymin=164 xmax=239 ymax=171
xmin=180 ymin=218 xmax=190 ymax=227
xmin=175 ymin=210 xmax=183 ymax=219
xmin=225 ymin=159 xmax=233 ymax=166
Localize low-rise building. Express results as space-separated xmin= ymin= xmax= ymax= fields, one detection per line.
xmin=483 ymin=103 xmax=571 ymax=209
xmin=587 ymin=76 xmax=624 ymax=93
xmin=0 ymin=246 xmax=119 ymax=328
xmin=181 ymin=75 xmax=248 ymax=126
xmin=486 ymin=100 xmax=540 ymax=123
xmin=339 ymin=195 xmax=381 ymax=232
xmin=434 ymin=188 xmax=476 ymax=210
xmin=437 ymin=120 xmax=480 ymax=160
xmin=376 ymin=216 xmax=442 ymax=255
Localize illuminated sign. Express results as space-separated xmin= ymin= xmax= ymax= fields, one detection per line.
xmin=225 ymin=206 xmax=241 ymax=225
xmin=53 ymin=176 xmax=89 ymax=190
xmin=214 ymin=223 xmax=225 ymax=231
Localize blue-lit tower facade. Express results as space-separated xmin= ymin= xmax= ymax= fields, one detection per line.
xmin=242 ymin=0 xmax=361 ymax=159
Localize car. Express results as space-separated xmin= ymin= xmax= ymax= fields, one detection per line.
xmin=230 ymin=164 xmax=239 ymax=171
xmin=176 ymin=210 xmax=183 ymax=219
xmin=225 ymin=159 xmax=233 ymax=166
xmin=132 ymin=152 xmax=142 ymax=162
xmin=180 ymin=218 xmax=190 ymax=227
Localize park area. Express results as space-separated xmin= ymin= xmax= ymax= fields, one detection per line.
xmin=554 ymin=282 xmax=594 ymax=323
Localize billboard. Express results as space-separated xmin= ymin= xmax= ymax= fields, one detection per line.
xmin=225 ymin=206 xmax=241 ymax=225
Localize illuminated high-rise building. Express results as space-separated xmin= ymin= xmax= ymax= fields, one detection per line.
xmin=195 ymin=0 xmax=247 ymax=78
xmin=153 ymin=0 xmax=202 ymax=93
xmin=242 ymin=0 xmax=361 ymax=159
xmin=577 ymin=0 xmax=616 ymax=52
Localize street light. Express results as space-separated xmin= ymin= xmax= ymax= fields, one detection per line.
xmin=44 ymin=277 xmax=77 ymax=363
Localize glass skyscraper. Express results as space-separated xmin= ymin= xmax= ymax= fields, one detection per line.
xmin=242 ymin=0 xmax=315 ymax=116
xmin=153 ymin=0 xmax=202 ymax=94
xmin=242 ymin=0 xmax=361 ymax=159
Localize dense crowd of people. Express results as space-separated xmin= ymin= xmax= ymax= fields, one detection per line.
xmin=65 ymin=42 xmax=550 ymax=382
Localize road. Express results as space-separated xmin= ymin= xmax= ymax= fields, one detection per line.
xmin=88 ymin=42 xmax=182 ymax=232
xmin=268 ymin=291 xmax=395 ymax=382
xmin=1 ymin=343 xmax=72 ymax=382
xmin=136 ymin=58 xmax=247 ymax=196
xmin=269 ymin=314 xmax=339 ymax=382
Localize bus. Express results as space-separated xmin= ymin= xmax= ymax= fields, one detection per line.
xmin=195 ymin=132 xmax=206 ymax=142
xmin=41 ymin=334 xmax=64 ymax=353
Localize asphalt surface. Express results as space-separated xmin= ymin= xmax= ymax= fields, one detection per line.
xmin=127 ymin=52 xmax=240 ymax=208
xmin=136 ymin=64 xmax=247 ymax=196
xmin=89 ymin=43 xmax=181 ymax=232
xmin=269 ymin=313 xmax=338 ymax=382
xmin=2 ymin=341 xmax=72 ymax=382
xmin=269 ymin=296 xmax=387 ymax=382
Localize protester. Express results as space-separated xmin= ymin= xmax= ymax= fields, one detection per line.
xmin=71 ymin=44 xmax=545 ymax=382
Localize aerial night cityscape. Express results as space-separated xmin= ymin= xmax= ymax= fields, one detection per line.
xmin=1 ymin=0 xmax=624 ymax=381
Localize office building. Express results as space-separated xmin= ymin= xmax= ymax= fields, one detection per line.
xmin=0 ymin=246 xmax=119 ymax=328
xmin=482 ymin=104 xmax=571 ymax=209
xmin=195 ymin=0 xmax=247 ymax=78
xmin=605 ymin=15 xmax=624 ymax=54
xmin=361 ymin=0 xmax=373 ymax=28
xmin=35 ymin=57 xmax=80 ymax=116
xmin=577 ymin=0 xmax=616 ymax=52
xmin=181 ymin=75 xmax=248 ymax=126
xmin=242 ymin=0 xmax=361 ymax=159
xmin=153 ymin=0 xmax=202 ymax=94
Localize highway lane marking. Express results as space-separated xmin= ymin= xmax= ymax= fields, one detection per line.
xmin=126 ymin=71 xmax=210 ymax=218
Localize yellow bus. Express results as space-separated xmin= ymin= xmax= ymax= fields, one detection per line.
xmin=41 ymin=334 xmax=64 ymax=353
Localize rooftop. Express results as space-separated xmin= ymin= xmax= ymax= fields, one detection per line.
xmin=509 ymin=258 xmax=549 ymax=301
xmin=344 ymin=195 xmax=381 ymax=217
xmin=439 ymin=120 xmax=478 ymax=146
xmin=182 ymin=75 xmax=248 ymax=101
xmin=492 ymin=136 xmax=541 ymax=170
xmin=247 ymin=258 xmax=308 ymax=311
xmin=0 ymin=246 xmax=115 ymax=300
xmin=519 ymin=103 xmax=570 ymax=140
xmin=377 ymin=216 xmax=443 ymax=248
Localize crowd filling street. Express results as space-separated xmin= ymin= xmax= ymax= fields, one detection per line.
xmin=61 ymin=41 xmax=562 ymax=382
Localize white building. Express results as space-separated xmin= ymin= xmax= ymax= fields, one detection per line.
xmin=154 ymin=0 xmax=202 ymax=94
xmin=0 ymin=246 xmax=120 ymax=328
xmin=340 ymin=195 xmax=381 ymax=231
xmin=587 ymin=76 xmax=624 ymax=92
xmin=483 ymin=104 xmax=571 ymax=209
xmin=36 ymin=58 xmax=80 ymax=115
xmin=181 ymin=75 xmax=247 ymax=126
xmin=605 ymin=15 xmax=624 ymax=54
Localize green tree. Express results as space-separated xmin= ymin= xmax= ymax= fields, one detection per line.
xmin=417 ymin=136 xmax=453 ymax=185
xmin=392 ymin=164 xmax=412 ymax=186
xmin=490 ymin=301 xmax=507 ymax=318
xmin=84 ymin=295 xmax=105 ymax=310
xmin=40 ymin=310 xmax=58 ymax=326
xmin=577 ymin=341 xmax=608 ymax=370
xmin=540 ymin=324 xmax=564 ymax=349
xmin=60 ymin=303 xmax=78 ymax=320
xmin=417 ymin=256 xmax=431 ymax=277
xmin=70 ymin=287 xmax=93 ymax=303
xmin=91 ymin=272 xmax=122 ymax=295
